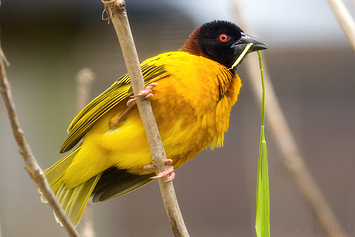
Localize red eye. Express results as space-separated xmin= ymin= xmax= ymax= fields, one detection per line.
xmin=219 ymin=34 xmax=228 ymax=42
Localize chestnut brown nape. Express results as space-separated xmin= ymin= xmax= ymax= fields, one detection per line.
xmin=179 ymin=26 xmax=209 ymax=58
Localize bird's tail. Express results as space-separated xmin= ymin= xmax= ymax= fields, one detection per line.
xmin=40 ymin=146 xmax=155 ymax=226
xmin=39 ymin=146 xmax=101 ymax=226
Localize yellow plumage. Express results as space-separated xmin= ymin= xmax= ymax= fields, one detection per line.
xmin=42 ymin=52 xmax=241 ymax=226
xmin=41 ymin=20 xmax=268 ymax=226
xmin=63 ymin=52 xmax=241 ymax=184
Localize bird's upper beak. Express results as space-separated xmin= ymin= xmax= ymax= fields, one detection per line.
xmin=232 ymin=32 xmax=269 ymax=54
xmin=229 ymin=32 xmax=268 ymax=69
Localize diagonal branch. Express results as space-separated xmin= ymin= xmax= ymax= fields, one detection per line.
xmin=0 ymin=30 xmax=80 ymax=237
xmin=100 ymin=1 xmax=190 ymax=236
xmin=327 ymin=0 xmax=355 ymax=51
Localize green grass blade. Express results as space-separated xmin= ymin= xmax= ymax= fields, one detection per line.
xmin=229 ymin=43 xmax=254 ymax=70
xmin=255 ymin=51 xmax=270 ymax=237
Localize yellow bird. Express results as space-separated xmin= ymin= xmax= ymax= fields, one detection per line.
xmin=41 ymin=20 xmax=268 ymax=226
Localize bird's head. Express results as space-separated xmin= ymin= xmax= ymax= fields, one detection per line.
xmin=180 ymin=20 xmax=268 ymax=69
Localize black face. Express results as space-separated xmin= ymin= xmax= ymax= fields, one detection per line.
xmin=198 ymin=21 xmax=243 ymax=68
xmin=198 ymin=20 xmax=268 ymax=68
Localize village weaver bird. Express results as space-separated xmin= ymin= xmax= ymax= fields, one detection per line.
xmin=40 ymin=20 xmax=268 ymax=226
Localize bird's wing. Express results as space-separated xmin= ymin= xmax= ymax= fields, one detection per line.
xmin=59 ymin=62 xmax=168 ymax=153
xmin=91 ymin=167 xmax=154 ymax=203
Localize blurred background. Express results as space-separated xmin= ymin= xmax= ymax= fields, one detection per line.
xmin=1 ymin=0 xmax=355 ymax=236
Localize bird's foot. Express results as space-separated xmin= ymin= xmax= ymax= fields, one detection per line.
xmin=144 ymin=159 xmax=175 ymax=182
xmin=127 ymin=82 xmax=158 ymax=106
xmin=151 ymin=166 xmax=175 ymax=182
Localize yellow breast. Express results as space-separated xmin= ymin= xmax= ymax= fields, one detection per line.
xmin=63 ymin=52 xmax=241 ymax=187
xmin=148 ymin=53 xmax=242 ymax=168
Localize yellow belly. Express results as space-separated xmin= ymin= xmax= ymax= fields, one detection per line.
xmin=62 ymin=53 xmax=241 ymax=189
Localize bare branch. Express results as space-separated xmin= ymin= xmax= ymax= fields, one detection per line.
xmin=76 ymin=68 xmax=96 ymax=112
xmin=100 ymin=1 xmax=190 ymax=236
xmin=75 ymin=68 xmax=96 ymax=237
xmin=327 ymin=0 xmax=355 ymax=51
xmin=232 ymin=1 xmax=346 ymax=237
xmin=0 ymin=30 xmax=80 ymax=237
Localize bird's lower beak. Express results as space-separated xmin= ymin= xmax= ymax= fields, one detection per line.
xmin=229 ymin=32 xmax=268 ymax=69
xmin=231 ymin=32 xmax=269 ymax=53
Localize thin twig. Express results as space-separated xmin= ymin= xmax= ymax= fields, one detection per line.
xmin=76 ymin=68 xmax=96 ymax=237
xmin=100 ymin=1 xmax=190 ymax=236
xmin=327 ymin=0 xmax=355 ymax=51
xmin=232 ymin=1 xmax=346 ymax=237
xmin=76 ymin=68 xmax=96 ymax=113
xmin=0 ymin=30 xmax=80 ymax=237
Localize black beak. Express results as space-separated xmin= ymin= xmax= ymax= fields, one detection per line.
xmin=232 ymin=32 xmax=269 ymax=53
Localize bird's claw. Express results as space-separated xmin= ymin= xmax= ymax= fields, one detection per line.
xmin=144 ymin=159 xmax=176 ymax=182
xmin=127 ymin=82 xmax=158 ymax=106
xmin=151 ymin=166 xmax=175 ymax=182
